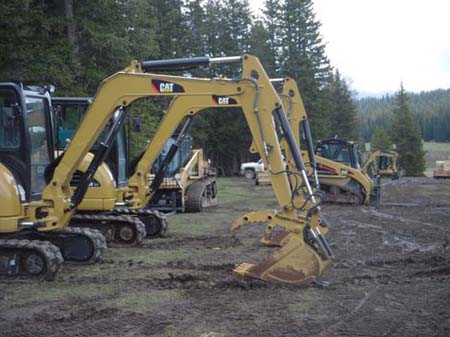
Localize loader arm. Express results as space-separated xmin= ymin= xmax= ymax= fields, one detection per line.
xmin=178 ymin=149 xmax=204 ymax=186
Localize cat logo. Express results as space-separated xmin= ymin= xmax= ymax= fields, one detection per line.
xmin=212 ymin=95 xmax=238 ymax=105
xmin=160 ymin=83 xmax=174 ymax=93
xmin=151 ymin=80 xmax=185 ymax=93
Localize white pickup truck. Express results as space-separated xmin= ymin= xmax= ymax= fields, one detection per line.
xmin=240 ymin=159 xmax=264 ymax=179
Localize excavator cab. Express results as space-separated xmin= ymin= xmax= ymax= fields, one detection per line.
xmin=0 ymin=83 xmax=55 ymax=202
xmin=52 ymin=97 xmax=129 ymax=187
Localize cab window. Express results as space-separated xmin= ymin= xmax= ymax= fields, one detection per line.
xmin=0 ymin=90 xmax=20 ymax=149
xmin=27 ymin=96 xmax=51 ymax=194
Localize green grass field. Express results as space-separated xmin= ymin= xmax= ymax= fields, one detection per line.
xmin=423 ymin=142 xmax=450 ymax=176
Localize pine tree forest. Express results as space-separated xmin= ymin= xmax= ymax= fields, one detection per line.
xmin=1 ymin=0 xmax=443 ymax=175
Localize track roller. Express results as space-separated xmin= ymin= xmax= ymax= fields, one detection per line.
xmin=70 ymin=214 xmax=146 ymax=245
xmin=0 ymin=239 xmax=63 ymax=280
xmin=113 ymin=208 xmax=168 ymax=238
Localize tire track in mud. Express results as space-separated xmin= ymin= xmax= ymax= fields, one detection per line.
xmin=2 ymin=313 xmax=170 ymax=337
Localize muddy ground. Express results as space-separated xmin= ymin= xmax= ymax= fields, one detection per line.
xmin=1 ymin=177 xmax=449 ymax=337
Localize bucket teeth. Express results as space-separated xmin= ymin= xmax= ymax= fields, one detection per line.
xmin=234 ymin=232 xmax=328 ymax=285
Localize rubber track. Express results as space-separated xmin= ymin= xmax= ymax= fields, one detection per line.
xmin=0 ymin=239 xmax=63 ymax=280
xmin=320 ymin=181 xmax=365 ymax=205
xmin=184 ymin=180 xmax=207 ymax=212
xmin=112 ymin=208 xmax=168 ymax=237
xmin=57 ymin=227 xmax=107 ymax=263
xmin=71 ymin=214 xmax=146 ymax=245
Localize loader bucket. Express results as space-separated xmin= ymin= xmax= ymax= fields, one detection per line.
xmin=234 ymin=232 xmax=329 ymax=285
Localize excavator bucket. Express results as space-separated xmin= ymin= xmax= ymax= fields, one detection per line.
xmin=233 ymin=232 xmax=329 ymax=285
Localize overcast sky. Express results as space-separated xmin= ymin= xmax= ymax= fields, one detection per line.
xmin=249 ymin=0 xmax=450 ymax=96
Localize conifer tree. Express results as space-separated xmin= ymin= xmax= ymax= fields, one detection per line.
xmin=371 ymin=127 xmax=391 ymax=151
xmin=328 ymin=70 xmax=359 ymax=140
xmin=263 ymin=0 xmax=332 ymax=139
xmin=389 ymin=84 xmax=426 ymax=176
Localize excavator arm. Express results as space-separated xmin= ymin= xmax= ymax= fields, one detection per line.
xmin=123 ymin=80 xmax=331 ymax=283
xmin=35 ymin=54 xmax=331 ymax=284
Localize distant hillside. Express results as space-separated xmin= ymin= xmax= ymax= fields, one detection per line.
xmin=357 ymin=88 xmax=450 ymax=142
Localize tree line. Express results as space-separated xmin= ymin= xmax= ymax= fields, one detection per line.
xmin=1 ymin=0 xmax=360 ymax=174
xmin=370 ymin=84 xmax=426 ymax=176
xmin=358 ymin=88 xmax=450 ymax=143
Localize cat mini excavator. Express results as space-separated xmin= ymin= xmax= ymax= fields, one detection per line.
xmin=362 ymin=150 xmax=399 ymax=179
xmin=0 ymin=84 xmax=106 ymax=280
xmin=253 ymin=78 xmax=373 ymax=205
xmin=53 ymin=97 xmax=216 ymax=215
xmin=52 ymin=96 xmax=166 ymax=242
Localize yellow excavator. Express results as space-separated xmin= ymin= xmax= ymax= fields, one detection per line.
xmin=0 ymin=55 xmax=331 ymax=283
xmin=53 ymin=97 xmax=217 ymax=213
xmin=51 ymin=97 xmax=163 ymax=243
xmin=254 ymin=78 xmax=374 ymax=205
xmin=362 ymin=150 xmax=399 ymax=179
xmin=0 ymin=84 xmax=106 ymax=279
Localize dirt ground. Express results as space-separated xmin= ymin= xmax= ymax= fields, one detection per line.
xmin=1 ymin=177 xmax=449 ymax=337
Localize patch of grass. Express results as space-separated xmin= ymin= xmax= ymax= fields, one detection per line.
xmin=423 ymin=142 xmax=450 ymax=176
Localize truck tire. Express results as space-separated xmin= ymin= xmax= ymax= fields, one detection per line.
xmin=244 ymin=169 xmax=255 ymax=179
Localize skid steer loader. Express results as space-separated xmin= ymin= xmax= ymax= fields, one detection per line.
xmin=0 ymin=54 xmax=331 ymax=283
xmin=362 ymin=150 xmax=399 ymax=179
xmin=315 ymin=138 xmax=374 ymax=204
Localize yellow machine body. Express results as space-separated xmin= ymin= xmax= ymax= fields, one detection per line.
xmin=73 ymin=153 xmax=117 ymax=211
xmin=0 ymin=163 xmax=24 ymax=233
xmin=363 ymin=150 xmax=400 ymax=179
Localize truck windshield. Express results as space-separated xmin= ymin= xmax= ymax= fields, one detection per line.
xmin=0 ymin=90 xmax=20 ymax=149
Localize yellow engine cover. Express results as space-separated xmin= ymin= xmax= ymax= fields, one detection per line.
xmin=71 ymin=153 xmax=117 ymax=211
xmin=0 ymin=163 xmax=23 ymax=233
